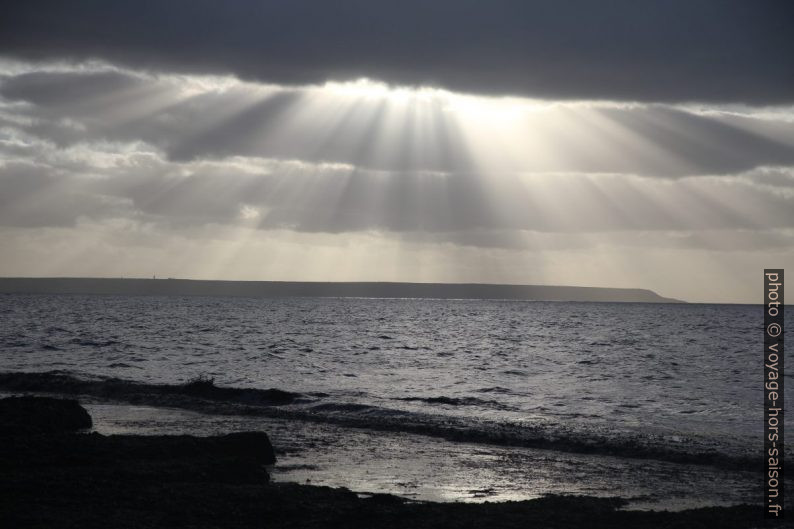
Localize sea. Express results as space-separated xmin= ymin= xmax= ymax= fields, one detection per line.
xmin=0 ymin=293 xmax=790 ymax=509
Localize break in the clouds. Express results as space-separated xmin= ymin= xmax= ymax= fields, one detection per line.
xmin=2 ymin=65 xmax=794 ymax=233
xmin=3 ymin=67 xmax=794 ymax=178
xmin=1 ymin=0 xmax=793 ymax=104
xmin=0 ymin=2 xmax=793 ymax=303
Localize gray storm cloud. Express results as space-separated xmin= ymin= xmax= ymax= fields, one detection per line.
xmin=0 ymin=0 xmax=792 ymax=104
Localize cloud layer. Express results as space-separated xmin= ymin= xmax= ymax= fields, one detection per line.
xmin=2 ymin=68 xmax=794 ymax=178
xmin=1 ymin=64 xmax=793 ymax=236
xmin=1 ymin=59 xmax=793 ymax=303
xmin=1 ymin=1 xmax=793 ymax=104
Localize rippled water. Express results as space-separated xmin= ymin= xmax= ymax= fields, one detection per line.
xmin=0 ymin=293 xmax=789 ymax=464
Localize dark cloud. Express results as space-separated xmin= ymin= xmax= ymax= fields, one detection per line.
xmin=0 ymin=71 xmax=146 ymax=107
xmin=600 ymin=107 xmax=794 ymax=175
xmin=1 ymin=1 xmax=792 ymax=104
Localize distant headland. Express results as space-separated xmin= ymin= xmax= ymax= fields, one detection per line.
xmin=0 ymin=277 xmax=683 ymax=303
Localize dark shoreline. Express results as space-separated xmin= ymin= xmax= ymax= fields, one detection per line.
xmin=0 ymin=396 xmax=779 ymax=528
xmin=0 ymin=277 xmax=684 ymax=303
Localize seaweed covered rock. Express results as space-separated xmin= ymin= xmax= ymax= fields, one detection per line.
xmin=181 ymin=376 xmax=299 ymax=405
xmin=0 ymin=396 xmax=92 ymax=435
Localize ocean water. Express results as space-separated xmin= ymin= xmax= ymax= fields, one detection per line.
xmin=0 ymin=293 xmax=790 ymax=506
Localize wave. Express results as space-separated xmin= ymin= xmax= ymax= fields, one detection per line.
xmin=394 ymin=395 xmax=515 ymax=410
xmin=0 ymin=370 xmax=780 ymax=473
xmin=475 ymin=386 xmax=514 ymax=395
xmin=0 ymin=370 xmax=303 ymax=407
xmin=68 ymin=338 xmax=121 ymax=347
xmin=106 ymin=362 xmax=141 ymax=369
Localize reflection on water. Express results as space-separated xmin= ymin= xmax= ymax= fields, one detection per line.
xmin=83 ymin=401 xmax=762 ymax=510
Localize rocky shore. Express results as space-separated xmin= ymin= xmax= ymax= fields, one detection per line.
xmin=0 ymin=396 xmax=783 ymax=528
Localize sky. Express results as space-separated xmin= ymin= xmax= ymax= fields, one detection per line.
xmin=0 ymin=1 xmax=792 ymax=303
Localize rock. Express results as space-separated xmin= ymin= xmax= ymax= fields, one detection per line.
xmin=214 ymin=431 xmax=277 ymax=465
xmin=0 ymin=396 xmax=93 ymax=435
